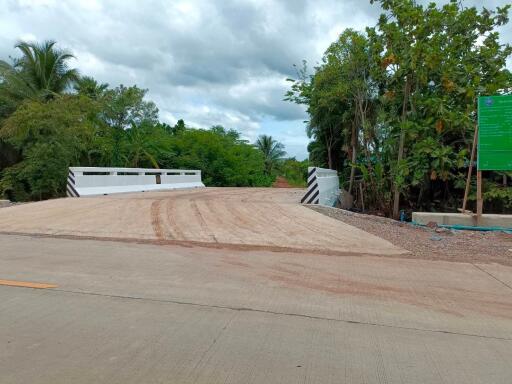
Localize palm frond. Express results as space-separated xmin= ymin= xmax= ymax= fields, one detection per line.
xmin=4 ymin=40 xmax=78 ymax=101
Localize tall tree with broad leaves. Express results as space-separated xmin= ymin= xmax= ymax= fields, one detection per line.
xmin=370 ymin=0 xmax=512 ymax=217
xmin=99 ymin=84 xmax=159 ymax=166
xmin=287 ymin=0 xmax=512 ymax=216
xmin=255 ymin=135 xmax=286 ymax=175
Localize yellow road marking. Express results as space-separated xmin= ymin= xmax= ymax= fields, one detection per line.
xmin=0 ymin=279 xmax=57 ymax=289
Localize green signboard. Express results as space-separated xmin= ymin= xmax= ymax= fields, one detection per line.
xmin=478 ymin=95 xmax=512 ymax=171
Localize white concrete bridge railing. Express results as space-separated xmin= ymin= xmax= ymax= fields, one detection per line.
xmin=301 ymin=167 xmax=339 ymax=206
xmin=67 ymin=167 xmax=205 ymax=197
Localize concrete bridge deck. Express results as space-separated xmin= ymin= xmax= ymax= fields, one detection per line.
xmin=0 ymin=188 xmax=405 ymax=256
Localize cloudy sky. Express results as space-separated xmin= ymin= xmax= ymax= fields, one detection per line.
xmin=1 ymin=0 xmax=511 ymax=159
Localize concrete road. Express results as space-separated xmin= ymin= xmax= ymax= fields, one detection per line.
xmin=0 ymin=188 xmax=405 ymax=256
xmin=1 ymin=234 xmax=512 ymax=383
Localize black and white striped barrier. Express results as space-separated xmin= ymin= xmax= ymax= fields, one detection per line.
xmin=301 ymin=167 xmax=320 ymax=204
xmin=300 ymin=167 xmax=339 ymax=206
xmin=66 ymin=169 xmax=80 ymax=197
xmin=66 ymin=167 xmax=205 ymax=197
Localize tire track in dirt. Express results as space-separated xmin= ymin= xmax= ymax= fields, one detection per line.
xmin=205 ymin=199 xmax=258 ymax=245
xmin=225 ymin=202 xmax=281 ymax=246
xmin=190 ymin=200 xmax=218 ymax=242
xmin=163 ymin=199 xmax=182 ymax=240
xmin=192 ymin=199 xmax=235 ymax=244
xmin=150 ymin=200 xmax=165 ymax=240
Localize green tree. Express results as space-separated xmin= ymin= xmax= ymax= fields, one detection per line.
xmin=170 ymin=119 xmax=186 ymax=135
xmin=255 ymin=135 xmax=286 ymax=175
xmin=370 ymin=0 xmax=512 ymax=216
xmin=0 ymin=39 xmax=278 ymax=201
xmin=285 ymin=57 xmax=349 ymax=173
xmin=287 ymin=0 xmax=512 ymax=216
xmin=74 ymin=76 xmax=108 ymax=100
xmin=326 ymin=30 xmax=377 ymax=194
xmin=0 ymin=40 xmax=79 ymax=102
xmin=99 ymin=84 xmax=159 ymax=165
xmin=120 ymin=122 xmax=172 ymax=168
xmin=0 ymin=40 xmax=81 ymax=178
xmin=101 ymin=84 xmax=158 ymax=130
xmin=162 ymin=127 xmax=272 ymax=187
xmin=0 ymin=96 xmax=97 ymax=200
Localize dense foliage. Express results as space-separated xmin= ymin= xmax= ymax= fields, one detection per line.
xmin=0 ymin=41 xmax=298 ymax=201
xmin=286 ymin=0 xmax=512 ymax=216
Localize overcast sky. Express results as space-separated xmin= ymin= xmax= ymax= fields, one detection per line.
xmin=1 ymin=0 xmax=511 ymax=159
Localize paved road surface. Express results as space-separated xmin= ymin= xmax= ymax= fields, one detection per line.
xmin=0 ymin=188 xmax=511 ymax=383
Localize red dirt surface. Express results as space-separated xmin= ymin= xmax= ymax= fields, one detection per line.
xmin=272 ymin=176 xmax=294 ymax=188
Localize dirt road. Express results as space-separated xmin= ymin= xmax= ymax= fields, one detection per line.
xmin=0 ymin=188 xmax=405 ymax=256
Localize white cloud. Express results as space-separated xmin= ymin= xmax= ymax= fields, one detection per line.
xmin=1 ymin=0 xmax=511 ymax=160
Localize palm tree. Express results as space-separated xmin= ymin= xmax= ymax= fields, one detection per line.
xmin=74 ymin=76 xmax=108 ymax=100
xmin=255 ymin=135 xmax=286 ymax=175
xmin=0 ymin=40 xmax=79 ymax=102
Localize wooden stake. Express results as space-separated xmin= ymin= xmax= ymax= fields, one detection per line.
xmin=476 ymin=170 xmax=483 ymax=218
xmin=462 ymin=124 xmax=478 ymax=213
xmin=359 ymin=182 xmax=365 ymax=212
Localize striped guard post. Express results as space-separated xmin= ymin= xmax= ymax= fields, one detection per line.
xmin=66 ymin=169 xmax=80 ymax=197
xmin=301 ymin=167 xmax=319 ymax=204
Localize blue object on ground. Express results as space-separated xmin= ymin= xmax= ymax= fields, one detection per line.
xmin=411 ymin=221 xmax=512 ymax=232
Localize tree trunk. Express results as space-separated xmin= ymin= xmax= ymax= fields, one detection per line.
xmin=348 ymin=122 xmax=357 ymax=194
xmin=327 ymin=145 xmax=333 ymax=169
xmin=392 ymin=76 xmax=411 ymax=219
xmin=392 ymin=129 xmax=406 ymax=218
xmin=348 ymin=148 xmax=357 ymax=194
xmin=326 ymin=126 xmax=335 ymax=170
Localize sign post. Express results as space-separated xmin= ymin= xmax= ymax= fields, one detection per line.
xmin=477 ymin=170 xmax=483 ymax=217
xmin=464 ymin=95 xmax=512 ymax=219
xmin=461 ymin=124 xmax=478 ymax=213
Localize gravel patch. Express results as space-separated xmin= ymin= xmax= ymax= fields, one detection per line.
xmin=308 ymin=205 xmax=512 ymax=266
xmin=0 ymin=200 xmax=13 ymax=209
